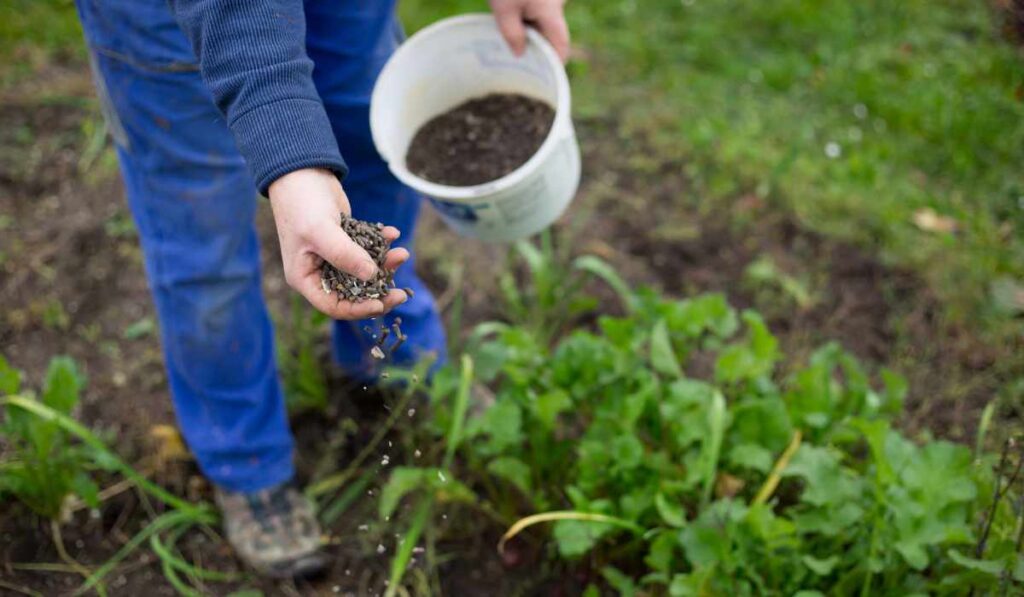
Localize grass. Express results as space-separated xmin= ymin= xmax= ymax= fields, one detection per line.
xmin=0 ymin=0 xmax=83 ymax=86
xmin=403 ymin=0 xmax=1024 ymax=339
xmin=5 ymin=0 xmax=1019 ymax=336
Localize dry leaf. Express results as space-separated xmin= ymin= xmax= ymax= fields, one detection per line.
xmin=715 ymin=473 xmax=746 ymax=498
xmin=149 ymin=424 xmax=190 ymax=463
xmin=912 ymin=208 xmax=958 ymax=233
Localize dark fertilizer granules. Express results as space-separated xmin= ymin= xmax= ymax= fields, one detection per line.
xmin=405 ymin=93 xmax=555 ymax=186
xmin=320 ymin=213 xmax=394 ymax=302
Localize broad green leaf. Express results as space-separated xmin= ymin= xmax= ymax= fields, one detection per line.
xmin=715 ymin=311 xmax=778 ymax=384
xmin=645 ymin=530 xmax=677 ymax=573
xmin=535 ymin=389 xmax=571 ymax=429
xmin=487 ymin=457 xmax=532 ymax=495
xmin=728 ymin=443 xmax=774 ymax=473
xmin=601 ymin=566 xmax=637 ymax=597
xmin=480 ymin=399 xmax=523 ymax=452
xmin=668 ymin=568 xmax=717 ymax=597
xmin=730 ymin=397 xmax=793 ymax=453
xmin=552 ymin=518 xmax=614 ymax=557
xmin=947 ymin=549 xmax=1003 ymax=576
xmin=679 ymin=499 xmax=745 ymax=569
xmin=665 ymin=293 xmax=738 ymax=339
xmin=783 ymin=445 xmax=863 ymax=508
xmin=802 ymin=554 xmax=839 ymax=575
xmin=71 ymin=472 xmax=100 ymax=508
xmin=650 ymin=320 xmax=684 ymax=378
xmin=678 ymin=523 xmax=728 ymax=567
xmin=0 ymin=355 xmax=21 ymax=395
xmin=42 ymin=356 xmax=84 ymax=414
xmin=611 ymin=434 xmax=645 ymax=472
xmin=379 ymin=467 xmax=427 ymax=519
xmin=655 ymin=493 xmax=686 ymax=528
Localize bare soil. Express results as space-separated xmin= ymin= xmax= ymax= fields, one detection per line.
xmin=405 ymin=93 xmax=554 ymax=186
xmin=1 ymin=68 xmax=1019 ymax=595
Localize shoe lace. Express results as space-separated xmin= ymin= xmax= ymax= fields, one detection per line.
xmin=245 ymin=484 xmax=297 ymax=532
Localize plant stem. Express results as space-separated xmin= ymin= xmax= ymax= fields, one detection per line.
xmin=49 ymin=519 xmax=94 ymax=585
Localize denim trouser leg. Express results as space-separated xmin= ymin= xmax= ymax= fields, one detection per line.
xmin=304 ymin=0 xmax=447 ymax=376
xmin=75 ymin=0 xmax=446 ymax=492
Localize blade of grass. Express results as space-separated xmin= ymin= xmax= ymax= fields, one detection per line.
xmin=76 ymin=509 xmax=212 ymax=595
xmin=975 ymin=401 xmax=996 ymax=459
xmin=383 ymin=498 xmax=432 ymax=597
xmin=319 ymin=470 xmax=374 ymax=526
xmin=572 ymin=255 xmax=636 ymax=313
xmin=150 ymin=528 xmax=242 ymax=582
xmin=752 ymin=430 xmax=803 ymax=506
xmin=442 ymin=355 xmax=474 ymax=469
xmin=701 ymin=391 xmax=727 ymax=507
xmin=498 ymin=511 xmax=645 ymax=554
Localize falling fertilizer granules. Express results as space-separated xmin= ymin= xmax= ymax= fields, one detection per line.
xmin=364 ymin=318 xmax=406 ymax=361
xmin=320 ymin=213 xmax=393 ymax=302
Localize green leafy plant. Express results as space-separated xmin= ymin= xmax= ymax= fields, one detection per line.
xmin=0 ymin=355 xmax=233 ymax=595
xmin=0 ymin=355 xmax=98 ymax=520
xmin=422 ymin=287 xmax=1022 ymax=595
xmin=498 ymin=232 xmax=635 ymax=346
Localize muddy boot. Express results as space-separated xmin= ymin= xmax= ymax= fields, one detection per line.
xmin=215 ymin=482 xmax=327 ymax=579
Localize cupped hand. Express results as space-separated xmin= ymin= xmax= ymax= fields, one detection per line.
xmin=268 ymin=168 xmax=408 ymax=320
xmin=489 ymin=0 xmax=570 ymax=63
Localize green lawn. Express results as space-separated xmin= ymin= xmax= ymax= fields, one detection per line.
xmin=3 ymin=0 xmax=1022 ymax=334
xmin=406 ymin=0 xmax=1024 ymax=338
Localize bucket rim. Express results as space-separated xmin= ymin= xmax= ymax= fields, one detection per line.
xmin=369 ymin=13 xmax=573 ymax=202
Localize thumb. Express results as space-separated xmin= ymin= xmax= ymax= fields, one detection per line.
xmin=493 ymin=6 xmax=527 ymax=56
xmin=314 ymin=222 xmax=379 ymax=282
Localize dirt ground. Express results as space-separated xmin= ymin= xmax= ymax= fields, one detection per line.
xmin=0 ymin=65 xmax=1018 ymax=596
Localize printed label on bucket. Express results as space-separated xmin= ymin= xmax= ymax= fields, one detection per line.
xmin=428 ymin=197 xmax=488 ymax=223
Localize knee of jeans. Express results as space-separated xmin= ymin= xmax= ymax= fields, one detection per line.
xmin=161 ymin=272 xmax=262 ymax=346
xmin=163 ymin=272 xmax=273 ymax=389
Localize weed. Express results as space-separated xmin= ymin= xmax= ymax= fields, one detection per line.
xmin=0 ymin=354 xmax=227 ymax=595
xmin=0 ymin=355 xmax=97 ymax=520
xmin=420 ymin=284 xmax=1022 ymax=594
xmin=498 ymin=231 xmax=635 ymax=346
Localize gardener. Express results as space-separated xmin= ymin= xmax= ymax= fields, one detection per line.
xmin=73 ymin=0 xmax=570 ymax=578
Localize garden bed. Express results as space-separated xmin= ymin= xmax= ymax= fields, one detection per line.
xmin=2 ymin=64 xmax=1020 ymax=594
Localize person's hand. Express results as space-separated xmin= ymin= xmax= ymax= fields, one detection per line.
xmin=268 ymin=168 xmax=408 ymax=320
xmin=489 ymin=0 xmax=570 ymax=63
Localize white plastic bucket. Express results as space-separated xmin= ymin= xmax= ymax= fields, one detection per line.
xmin=370 ymin=14 xmax=581 ymax=242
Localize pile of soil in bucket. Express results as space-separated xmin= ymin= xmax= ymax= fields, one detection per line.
xmin=406 ymin=93 xmax=555 ymax=186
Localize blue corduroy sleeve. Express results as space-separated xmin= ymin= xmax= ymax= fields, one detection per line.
xmin=167 ymin=0 xmax=348 ymax=195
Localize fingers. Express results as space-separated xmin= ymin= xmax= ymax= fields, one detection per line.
xmin=314 ymin=221 xmax=378 ymax=281
xmin=384 ymin=247 xmax=410 ymax=271
xmin=297 ymin=272 xmax=409 ymax=321
xmin=493 ymin=4 xmax=528 ymax=56
xmin=533 ymin=3 xmax=571 ymax=62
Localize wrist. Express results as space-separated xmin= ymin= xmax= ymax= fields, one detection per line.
xmin=268 ymin=168 xmax=342 ymax=202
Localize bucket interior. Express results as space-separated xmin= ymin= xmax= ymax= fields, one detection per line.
xmin=372 ymin=17 xmax=563 ymax=178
